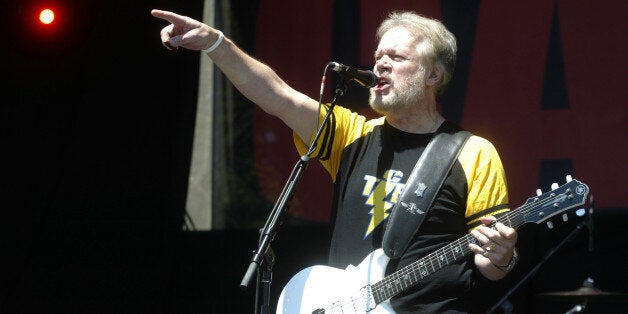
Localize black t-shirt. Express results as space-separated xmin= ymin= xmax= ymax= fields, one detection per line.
xmin=294 ymin=105 xmax=509 ymax=313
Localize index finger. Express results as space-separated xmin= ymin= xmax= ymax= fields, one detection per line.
xmin=151 ymin=9 xmax=185 ymax=24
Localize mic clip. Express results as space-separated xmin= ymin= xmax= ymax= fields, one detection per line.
xmin=329 ymin=62 xmax=378 ymax=88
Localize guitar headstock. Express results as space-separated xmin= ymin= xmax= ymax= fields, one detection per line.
xmin=520 ymin=175 xmax=590 ymax=227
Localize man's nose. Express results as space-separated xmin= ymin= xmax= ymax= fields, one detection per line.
xmin=375 ymin=57 xmax=392 ymax=73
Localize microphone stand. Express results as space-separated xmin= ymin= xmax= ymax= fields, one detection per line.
xmin=488 ymin=194 xmax=595 ymax=314
xmin=487 ymin=220 xmax=588 ymax=314
xmin=240 ymin=77 xmax=350 ymax=314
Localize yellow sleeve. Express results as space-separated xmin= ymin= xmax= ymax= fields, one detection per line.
xmin=458 ymin=135 xmax=510 ymax=225
xmin=293 ymin=105 xmax=380 ymax=182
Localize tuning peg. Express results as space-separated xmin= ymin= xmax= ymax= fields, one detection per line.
xmin=536 ymin=189 xmax=542 ymax=196
xmin=562 ymin=213 xmax=568 ymax=222
xmin=566 ymin=175 xmax=573 ymax=182
xmin=546 ymin=221 xmax=554 ymax=229
xmin=551 ymin=183 xmax=559 ymax=190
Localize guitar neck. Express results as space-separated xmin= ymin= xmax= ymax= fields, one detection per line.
xmin=370 ymin=188 xmax=576 ymax=304
xmin=371 ymin=232 xmax=477 ymax=304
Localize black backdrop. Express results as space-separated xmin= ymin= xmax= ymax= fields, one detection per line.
xmin=2 ymin=0 xmax=199 ymax=312
xmin=2 ymin=0 xmax=627 ymax=313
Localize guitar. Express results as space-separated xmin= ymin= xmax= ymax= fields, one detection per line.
xmin=276 ymin=176 xmax=590 ymax=314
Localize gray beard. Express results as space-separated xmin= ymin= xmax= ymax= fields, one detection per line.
xmin=369 ymin=68 xmax=428 ymax=115
xmin=369 ymin=84 xmax=426 ymax=115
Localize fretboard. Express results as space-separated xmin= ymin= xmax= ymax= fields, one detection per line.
xmin=370 ymin=199 xmax=543 ymax=304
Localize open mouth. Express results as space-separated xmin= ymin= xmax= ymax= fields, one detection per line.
xmin=375 ymin=77 xmax=390 ymax=90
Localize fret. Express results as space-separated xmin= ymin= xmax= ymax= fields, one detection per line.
xmin=378 ymin=278 xmax=396 ymax=301
xmin=400 ymin=271 xmax=412 ymax=290
xmin=434 ymin=252 xmax=443 ymax=269
xmin=426 ymin=254 xmax=436 ymax=274
xmin=388 ymin=276 xmax=399 ymax=294
xmin=438 ymin=250 xmax=448 ymax=265
xmin=418 ymin=259 xmax=429 ymax=278
xmin=372 ymin=284 xmax=385 ymax=305
xmin=447 ymin=244 xmax=455 ymax=260
xmin=379 ymin=282 xmax=391 ymax=301
xmin=447 ymin=243 xmax=457 ymax=260
xmin=499 ymin=211 xmax=516 ymax=228
xmin=409 ymin=264 xmax=420 ymax=283
xmin=428 ymin=254 xmax=437 ymax=274
xmin=452 ymin=240 xmax=464 ymax=258
xmin=467 ymin=233 xmax=480 ymax=247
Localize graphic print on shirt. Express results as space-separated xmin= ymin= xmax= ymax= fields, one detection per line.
xmin=362 ymin=169 xmax=405 ymax=239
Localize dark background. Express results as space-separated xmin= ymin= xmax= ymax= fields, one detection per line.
xmin=2 ymin=0 xmax=627 ymax=313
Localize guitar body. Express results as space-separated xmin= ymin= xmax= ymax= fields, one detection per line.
xmin=276 ymin=249 xmax=394 ymax=314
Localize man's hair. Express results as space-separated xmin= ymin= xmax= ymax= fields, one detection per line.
xmin=376 ymin=11 xmax=457 ymax=97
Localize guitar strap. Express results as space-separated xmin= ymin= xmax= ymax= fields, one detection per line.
xmin=382 ymin=129 xmax=471 ymax=259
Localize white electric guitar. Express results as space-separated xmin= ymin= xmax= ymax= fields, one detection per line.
xmin=276 ymin=176 xmax=590 ymax=314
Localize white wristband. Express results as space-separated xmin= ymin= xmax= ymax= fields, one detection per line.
xmin=202 ymin=31 xmax=224 ymax=53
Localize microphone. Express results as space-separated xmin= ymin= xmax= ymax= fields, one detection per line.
xmin=329 ymin=62 xmax=378 ymax=88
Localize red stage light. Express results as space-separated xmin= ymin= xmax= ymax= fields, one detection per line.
xmin=39 ymin=8 xmax=55 ymax=25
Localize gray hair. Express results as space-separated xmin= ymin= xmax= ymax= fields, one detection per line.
xmin=376 ymin=11 xmax=457 ymax=97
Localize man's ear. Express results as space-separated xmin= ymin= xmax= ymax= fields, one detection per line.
xmin=426 ymin=65 xmax=443 ymax=87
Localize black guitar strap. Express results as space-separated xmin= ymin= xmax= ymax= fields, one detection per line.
xmin=382 ymin=130 xmax=471 ymax=259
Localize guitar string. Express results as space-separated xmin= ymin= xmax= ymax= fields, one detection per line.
xmin=376 ymin=186 xmax=579 ymax=300
xmin=372 ymin=184 xmax=581 ymax=302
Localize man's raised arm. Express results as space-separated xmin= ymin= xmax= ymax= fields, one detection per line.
xmin=151 ymin=9 xmax=320 ymax=142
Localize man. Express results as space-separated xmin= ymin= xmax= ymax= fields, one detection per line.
xmin=152 ymin=8 xmax=518 ymax=313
